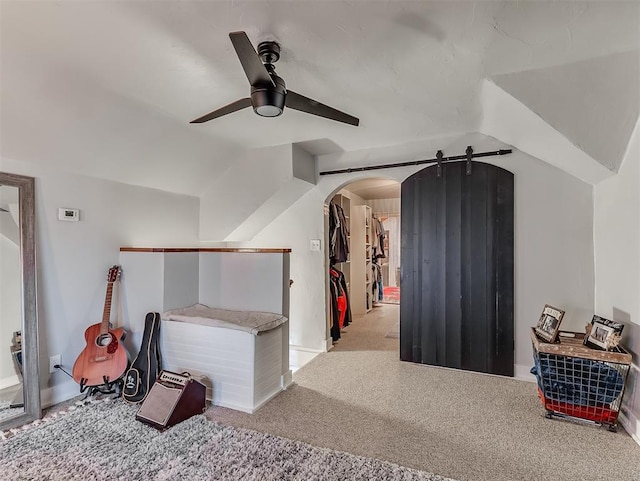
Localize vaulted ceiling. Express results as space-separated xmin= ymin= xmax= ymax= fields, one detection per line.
xmin=1 ymin=1 xmax=638 ymax=195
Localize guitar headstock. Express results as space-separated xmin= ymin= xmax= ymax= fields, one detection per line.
xmin=107 ymin=265 xmax=122 ymax=283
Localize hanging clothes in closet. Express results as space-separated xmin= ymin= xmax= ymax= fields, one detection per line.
xmin=371 ymin=261 xmax=383 ymax=304
xmin=329 ymin=267 xmax=352 ymax=341
xmin=329 ymin=202 xmax=349 ymax=264
xmin=371 ymin=215 xmax=386 ymax=260
xmin=371 ymin=215 xmax=386 ymax=303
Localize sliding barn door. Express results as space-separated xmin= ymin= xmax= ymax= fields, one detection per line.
xmin=400 ymin=161 xmax=514 ymax=376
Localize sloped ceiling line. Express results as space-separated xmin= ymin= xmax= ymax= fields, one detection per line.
xmin=490 ymin=50 xmax=640 ymax=173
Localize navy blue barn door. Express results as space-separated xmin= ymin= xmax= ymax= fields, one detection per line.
xmin=400 ymin=161 xmax=514 ymax=376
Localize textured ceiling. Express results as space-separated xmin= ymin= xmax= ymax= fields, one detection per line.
xmin=1 ymin=1 xmax=638 ymax=195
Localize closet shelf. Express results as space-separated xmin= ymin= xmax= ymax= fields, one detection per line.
xmin=350 ymin=204 xmax=374 ymax=315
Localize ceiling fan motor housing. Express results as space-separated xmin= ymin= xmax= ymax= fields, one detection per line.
xmin=251 ymin=70 xmax=287 ymax=117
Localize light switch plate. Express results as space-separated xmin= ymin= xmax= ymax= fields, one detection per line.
xmin=310 ymin=239 xmax=321 ymax=251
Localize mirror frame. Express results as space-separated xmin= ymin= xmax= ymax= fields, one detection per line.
xmin=0 ymin=172 xmax=41 ymax=430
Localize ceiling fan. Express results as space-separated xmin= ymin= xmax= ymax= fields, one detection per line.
xmin=190 ymin=31 xmax=359 ymax=126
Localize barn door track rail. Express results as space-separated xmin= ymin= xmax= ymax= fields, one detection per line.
xmin=319 ymin=146 xmax=512 ymax=176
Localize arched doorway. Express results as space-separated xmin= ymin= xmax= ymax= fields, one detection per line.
xmin=324 ymin=178 xmax=402 ymax=352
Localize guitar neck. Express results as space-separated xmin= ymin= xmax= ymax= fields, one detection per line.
xmin=100 ymin=282 xmax=115 ymax=335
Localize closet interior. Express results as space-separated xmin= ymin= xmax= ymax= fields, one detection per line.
xmin=327 ymin=180 xmax=401 ymax=343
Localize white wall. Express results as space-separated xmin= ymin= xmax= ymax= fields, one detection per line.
xmin=0 ymin=156 xmax=200 ymax=404
xmin=243 ymin=137 xmax=595 ymax=371
xmin=594 ymin=120 xmax=640 ymax=440
xmin=239 ymin=189 xmax=329 ymax=350
xmin=199 ymin=144 xmax=315 ymax=242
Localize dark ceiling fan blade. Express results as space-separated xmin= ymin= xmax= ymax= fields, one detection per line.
xmin=190 ymin=97 xmax=252 ymax=123
xmin=229 ymin=31 xmax=275 ymax=88
xmin=286 ymin=90 xmax=359 ymax=126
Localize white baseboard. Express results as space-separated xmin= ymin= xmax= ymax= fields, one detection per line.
xmin=619 ymin=410 xmax=639 ymax=446
xmin=289 ymin=344 xmax=324 ymax=354
xmin=41 ymin=379 xmax=80 ymax=408
xmin=213 ymin=399 xmax=253 ymax=414
xmin=0 ymin=374 xmax=19 ymax=391
xmin=213 ymin=389 xmax=285 ymax=414
xmin=514 ymin=363 xmax=537 ymax=383
xmin=253 ymin=386 xmax=290 ymax=413
xmin=289 ymin=340 xmax=332 ymax=352
xmin=281 ymin=370 xmax=293 ymax=389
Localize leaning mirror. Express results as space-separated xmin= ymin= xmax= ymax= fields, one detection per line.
xmin=0 ymin=172 xmax=40 ymax=430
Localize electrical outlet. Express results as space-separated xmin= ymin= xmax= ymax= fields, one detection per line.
xmin=49 ymin=354 xmax=61 ymax=373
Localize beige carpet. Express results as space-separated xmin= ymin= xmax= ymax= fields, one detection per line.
xmin=208 ymin=304 xmax=640 ymax=481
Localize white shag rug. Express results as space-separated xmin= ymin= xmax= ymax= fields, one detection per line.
xmin=0 ymin=399 xmax=457 ymax=481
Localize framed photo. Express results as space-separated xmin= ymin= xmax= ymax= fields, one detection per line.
xmin=535 ymin=304 xmax=565 ymax=343
xmin=584 ymin=315 xmax=624 ymax=351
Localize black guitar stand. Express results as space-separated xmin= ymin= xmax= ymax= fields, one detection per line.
xmin=79 ymin=375 xmax=124 ymax=400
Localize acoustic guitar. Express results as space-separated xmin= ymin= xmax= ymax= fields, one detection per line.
xmin=72 ymin=265 xmax=128 ymax=387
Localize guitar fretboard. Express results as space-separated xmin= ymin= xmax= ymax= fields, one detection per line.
xmin=100 ymin=282 xmax=114 ymax=335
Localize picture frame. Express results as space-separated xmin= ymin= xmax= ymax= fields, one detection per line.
xmin=584 ymin=315 xmax=624 ymax=351
xmin=535 ymin=304 xmax=565 ymax=343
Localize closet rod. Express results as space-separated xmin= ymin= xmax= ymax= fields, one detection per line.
xmin=319 ymin=148 xmax=512 ymax=176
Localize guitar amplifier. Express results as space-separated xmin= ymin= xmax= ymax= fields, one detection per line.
xmin=135 ymin=370 xmax=206 ymax=431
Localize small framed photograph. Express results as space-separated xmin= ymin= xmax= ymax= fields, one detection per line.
xmin=535 ymin=304 xmax=565 ymax=343
xmin=584 ymin=315 xmax=624 ymax=351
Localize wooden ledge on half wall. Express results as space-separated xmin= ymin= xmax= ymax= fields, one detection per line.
xmin=119 ymin=247 xmax=292 ymax=253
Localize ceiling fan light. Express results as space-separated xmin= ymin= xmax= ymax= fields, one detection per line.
xmin=255 ymin=104 xmax=283 ymax=117
xmin=251 ymin=77 xmax=286 ymax=118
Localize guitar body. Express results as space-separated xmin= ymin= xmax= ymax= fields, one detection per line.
xmin=72 ymin=323 xmax=128 ymax=387
xmin=72 ymin=265 xmax=128 ymax=388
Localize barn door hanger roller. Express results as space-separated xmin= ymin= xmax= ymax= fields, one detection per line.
xmin=319 ymin=146 xmax=512 ymax=176
xmin=437 ymin=146 xmax=474 ymax=178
